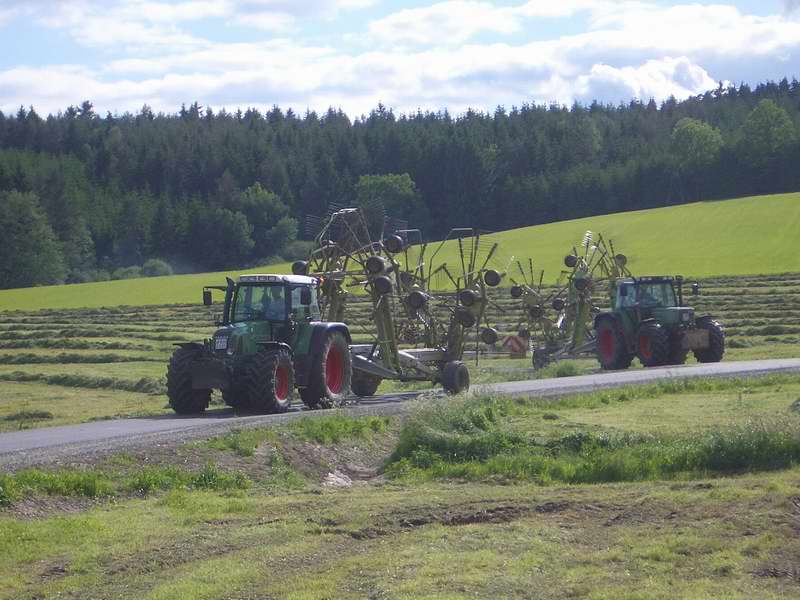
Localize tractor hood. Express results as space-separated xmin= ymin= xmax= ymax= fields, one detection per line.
xmin=646 ymin=306 xmax=694 ymax=326
xmin=211 ymin=321 xmax=277 ymax=356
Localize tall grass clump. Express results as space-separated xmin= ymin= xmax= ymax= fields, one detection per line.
xmin=289 ymin=414 xmax=390 ymax=444
xmin=385 ymin=394 xmax=800 ymax=484
xmin=206 ymin=428 xmax=277 ymax=457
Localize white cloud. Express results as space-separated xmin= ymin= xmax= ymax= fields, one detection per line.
xmin=119 ymin=1 xmax=233 ymax=22
xmin=1 ymin=1 xmax=799 ymax=118
xmin=0 ymin=8 xmax=18 ymax=27
xmin=366 ymin=0 xmax=620 ymax=46
xmin=236 ymin=11 xmax=295 ymax=31
xmin=367 ymin=1 xmax=521 ymax=45
xmin=573 ymin=57 xmax=718 ymax=104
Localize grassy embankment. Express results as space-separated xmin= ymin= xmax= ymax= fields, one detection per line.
xmin=3 ymin=375 xmax=800 ymax=598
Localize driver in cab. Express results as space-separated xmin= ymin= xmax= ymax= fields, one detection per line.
xmin=257 ymin=286 xmax=285 ymax=321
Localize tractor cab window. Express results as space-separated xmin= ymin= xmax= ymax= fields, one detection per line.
xmin=616 ymin=284 xmax=637 ymax=309
xmin=233 ymin=284 xmax=287 ymax=322
xmin=290 ymin=285 xmax=320 ymax=320
xmin=636 ymin=283 xmax=676 ymax=308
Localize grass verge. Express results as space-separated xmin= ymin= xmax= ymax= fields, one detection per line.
xmin=386 ymin=374 xmax=800 ymax=484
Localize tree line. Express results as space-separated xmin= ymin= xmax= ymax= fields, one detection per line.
xmin=1 ymin=78 xmax=799 ymax=289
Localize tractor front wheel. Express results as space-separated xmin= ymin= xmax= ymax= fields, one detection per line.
xmin=636 ymin=322 xmax=670 ymax=367
xmin=668 ymin=332 xmax=689 ymax=365
xmin=237 ymin=348 xmax=294 ymax=414
xmin=300 ymin=332 xmax=352 ymax=409
xmin=442 ymin=360 xmax=470 ymax=394
xmin=693 ymin=318 xmax=725 ymax=363
xmin=167 ymin=347 xmax=210 ymax=414
xmin=351 ymin=371 xmax=382 ymax=397
xmin=595 ymin=319 xmax=632 ymax=370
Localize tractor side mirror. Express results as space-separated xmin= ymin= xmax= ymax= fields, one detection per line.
xmin=203 ymin=290 xmax=213 ymax=306
xmin=300 ymin=287 xmax=312 ymax=306
xmin=691 ymin=283 xmax=700 ymax=296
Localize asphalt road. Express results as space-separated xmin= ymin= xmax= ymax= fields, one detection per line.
xmin=2 ymin=358 xmax=799 ymax=469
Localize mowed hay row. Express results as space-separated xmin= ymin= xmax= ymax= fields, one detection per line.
xmin=0 ymin=272 xmax=797 ymax=373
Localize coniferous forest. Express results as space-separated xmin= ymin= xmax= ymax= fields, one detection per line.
xmin=1 ymin=78 xmax=800 ymax=289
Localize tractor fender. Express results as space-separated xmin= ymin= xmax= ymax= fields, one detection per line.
xmin=635 ymin=317 xmax=658 ymax=330
xmin=255 ymin=341 xmax=293 ymax=355
xmin=593 ymin=313 xmax=621 ymax=330
xmin=309 ymin=323 xmax=352 ymax=354
xmin=694 ymin=315 xmax=716 ymax=326
xmin=175 ymin=342 xmax=204 ymax=351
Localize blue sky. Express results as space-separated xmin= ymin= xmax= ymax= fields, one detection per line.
xmin=1 ymin=0 xmax=799 ymax=117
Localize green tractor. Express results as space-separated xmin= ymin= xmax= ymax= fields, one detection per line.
xmin=594 ymin=276 xmax=725 ymax=370
xmin=166 ymin=274 xmax=352 ymax=414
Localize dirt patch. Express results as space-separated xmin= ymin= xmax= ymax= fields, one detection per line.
xmin=276 ymin=428 xmax=396 ymax=484
xmin=349 ymin=499 xmax=572 ymax=538
xmin=9 ymin=496 xmax=105 ymax=520
xmin=105 ymin=534 xmax=239 ymax=577
xmin=754 ymin=566 xmax=800 ymax=582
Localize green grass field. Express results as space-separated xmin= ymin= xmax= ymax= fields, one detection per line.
xmin=1 ymin=192 xmax=799 ymax=311
xmin=4 ymin=377 xmax=800 ymax=599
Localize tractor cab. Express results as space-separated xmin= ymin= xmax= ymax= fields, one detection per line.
xmin=614 ymin=276 xmax=694 ymax=327
xmin=204 ymin=275 xmax=320 ymax=357
xmin=596 ymin=275 xmax=723 ymax=370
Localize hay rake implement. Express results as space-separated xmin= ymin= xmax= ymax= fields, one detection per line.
xmin=293 ymin=207 xmax=504 ymax=395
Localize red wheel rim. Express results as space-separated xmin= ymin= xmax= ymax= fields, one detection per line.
xmin=275 ymin=364 xmax=289 ymax=401
xmin=639 ymin=334 xmax=653 ymax=360
xmin=325 ymin=346 xmax=344 ymax=394
xmin=599 ymin=329 xmax=615 ymax=360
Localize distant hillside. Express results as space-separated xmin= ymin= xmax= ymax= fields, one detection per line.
xmin=2 ymin=79 xmax=800 ymax=289
xmin=1 ymin=192 xmax=798 ymax=311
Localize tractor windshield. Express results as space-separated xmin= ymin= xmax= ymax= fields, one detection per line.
xmin=232 ymin=284 xmax=287 ymax=322
xmin=636 ymin=282 xmax=677 ymax=308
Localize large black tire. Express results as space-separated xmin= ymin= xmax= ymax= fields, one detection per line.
xmin=636 ymin=322 xmax=670 ymax=367
xmin=221 ymin=388 xmax=239 ymax=408
xmin=300 ymin=332 xmax=352 ymax=409
xmin=167 ymin=347 xmax=210 ymax=414
xmin=595 ymin=319 xmax=633 ymax=370
xmin=442 ymin=360 xmax=470 ymax=394
xmin=532 ymin=347 xmax=551 ymax=370
xmin=234 ymin=348 xmax=294 ymax=414
xmin=667 ymin=332 xmax=689 ymax=365
xmin=351 ymin=371 xmax=382 ymax=397
xmin=693 ymin=318 xmax=725 ymax=363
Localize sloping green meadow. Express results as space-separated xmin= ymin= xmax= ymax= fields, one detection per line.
xmin=1 ymin=192 xmax=799 ymax=311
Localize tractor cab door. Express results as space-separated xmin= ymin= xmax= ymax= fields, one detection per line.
xmin=288 ymin=285 xmax=320 ymax=356
xmin=615 ymin=282 xmax=640 ymax=338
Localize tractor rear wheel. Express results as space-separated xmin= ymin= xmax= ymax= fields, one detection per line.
xmin=236 ymin=348 xmax=294 ymax=414
xmin=351 ymin=371 xmax=382 ymax=397
xmin=636 ymin=322 xmax=670 ymax=367
xmin=300 ymin=332 xmax=352 ymax=409
xmin=693 ymin=318 xmax=725 ymax=363
xmin=167 ymin=346 xmax=210 ymax=414
xmin=442 ymin=360 xmax=470 ymax=394
xmin=595 ymin=319 xmax=632 ymax=370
